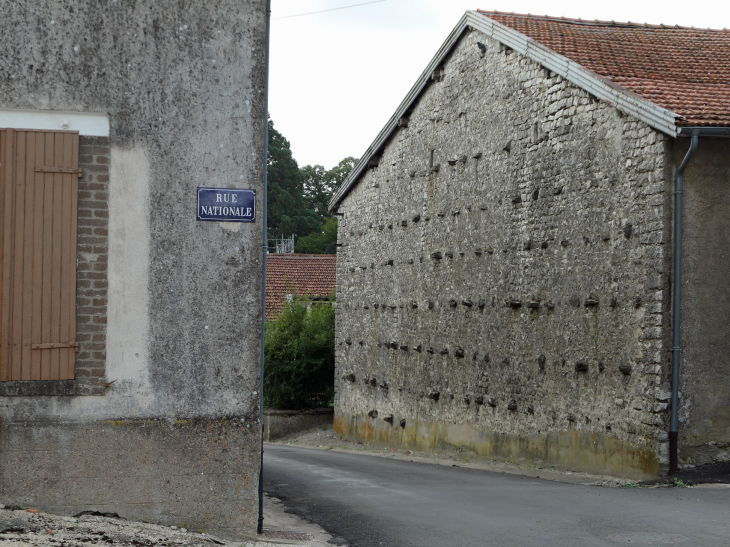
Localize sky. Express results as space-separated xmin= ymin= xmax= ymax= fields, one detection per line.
xmin=269 ymin=0 xmax=730 ymax=169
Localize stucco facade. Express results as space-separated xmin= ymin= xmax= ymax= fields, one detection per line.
xmin=0 ymin=0 xmax=266 ymax=539
xmin=332 ymin=25 xmax=730 ymax=478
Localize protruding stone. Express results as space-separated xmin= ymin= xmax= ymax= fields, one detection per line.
xmin=527 ymin=301 xmax=540 ymax=309
xmin=431 ymin=252 xmax=443 ymax=260
xmin=440 ymin=348 xmax=449 ymax=355
xmin=449 ymin=299 xmax=457 ymax=308
xmin=487 ymin=398 xmax=497 ymax=408
xmin=411 ymin=301 xmax=418 ymax=308
xmin=414 ymin=344 xmax=422 ymax=353
xmin=462 ymin=299 xmax=473 ymax=307
xmin=474 ymin=248 xmax=482 ymax=255
xmin=507 ymin=300 xmax=522 ymax=309
xmin=537 ymin=355 xmax=546 ymax=371
xmin=478 ymin=299 xmax=486 ymax=309
xmin=345 ymin=338 xmax=352 ymax=345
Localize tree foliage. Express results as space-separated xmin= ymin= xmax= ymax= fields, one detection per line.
xmin=266 ymin=119 xmax=319 ymax=240
xmin=295 ymin=217 xmax=338 ymax=254
xmin=264 ymin=295 xmax=336 ymax=410
xmin=267 ymin=118 xmax=357 ymax=251
xmin=300 ymin=156 xmax=358 ymax=225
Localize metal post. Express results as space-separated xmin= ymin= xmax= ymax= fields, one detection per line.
xmin=258 ymin=0 xmax=272 ymax=534
xmin=669 ymin=131 xmax=699 ymax=475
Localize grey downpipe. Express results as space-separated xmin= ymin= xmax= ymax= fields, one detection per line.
xmin=669 ymin=131 xmax=699 ymax=475
xmin=258 ymin=0 xmax=272 ymax=534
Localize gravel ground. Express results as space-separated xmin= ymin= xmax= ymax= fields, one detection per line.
xmin=268 ymin=425 xmax=729 ymax=487
xmin=0 ymin=506 xmax=292 ymax=547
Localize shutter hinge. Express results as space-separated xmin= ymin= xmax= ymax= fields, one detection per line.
xmin=35 ymin=166 xmax=83 ymax=177
xmin=32 ymin=342 xmax=80 ymax=354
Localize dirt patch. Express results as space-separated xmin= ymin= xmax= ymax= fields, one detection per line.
xmin=0 ymin=506 xmax=303 ymax=547
xmin=640 ymin=460 xmax=730 ymax=487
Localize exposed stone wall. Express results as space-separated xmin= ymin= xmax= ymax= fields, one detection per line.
xmin=75 ymin=136 xmax=110 ymax=395
xmin=333 ymin=29 xmax=672 ymax=478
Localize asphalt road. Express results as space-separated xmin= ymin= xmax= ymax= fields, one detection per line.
xmin=263 ymin=445 xmax=730 ymax=547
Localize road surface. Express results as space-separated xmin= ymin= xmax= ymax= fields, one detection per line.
xmin=263 ymin=444 xmax=730 ymax=547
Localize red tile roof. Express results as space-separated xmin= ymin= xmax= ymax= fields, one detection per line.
xmin=478 ymin=10 xmax=730 ymax=127
xmin=265 ymin=254 xmax=337 ymax=320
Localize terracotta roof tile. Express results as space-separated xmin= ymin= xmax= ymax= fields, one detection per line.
xmin=265 ymin=254 xmax=337 ymax=320
xmin=478 ymin=11 xmax=730 ymax=127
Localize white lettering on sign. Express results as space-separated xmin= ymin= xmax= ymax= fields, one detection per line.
xmin=200 ymin=205 xmax=253 ymax=218
xmin=216 ymin=193 xmax=240 ymax=203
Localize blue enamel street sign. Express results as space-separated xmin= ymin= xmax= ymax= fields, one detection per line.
xmin=197 ymin=187 xmax=256 ymax=222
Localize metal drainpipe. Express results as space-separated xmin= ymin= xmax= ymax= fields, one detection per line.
xmin=258 ymin=0 xmax=272 ymax=534
xmin=669 ymin=130 xmax=699 ymax=475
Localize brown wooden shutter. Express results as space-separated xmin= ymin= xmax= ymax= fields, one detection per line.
xmin=0 ymin=129 xmax=80 ymax=381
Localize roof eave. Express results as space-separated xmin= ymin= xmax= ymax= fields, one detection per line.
xmin=328 ymin=10 xmax=683 ymax=212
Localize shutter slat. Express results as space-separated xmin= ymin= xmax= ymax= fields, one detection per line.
xmin=40 ymin=132 xmax=54 ymax=380
xmin=68 ymin=134 xmax=79 ymax=379
xmin=31 ymin=131 xmax=45 ymax=380
xmin=21 ymin=131 xmax=36 ymax=380
xmin=11 ymin=132 xmax=26 ymax=381
xmin=50 ymin=132 xmax=64 ymax=380
xmin=0 ymin=130 xmax=14 ymax=382
xmin=60 ymin=133 xmax=73 ymax=379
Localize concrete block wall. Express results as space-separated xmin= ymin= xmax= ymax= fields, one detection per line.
xmin=333 ymin=28 xmax=673 ymax=479
xmin=0 ymin=1 xmax=267 ymax=539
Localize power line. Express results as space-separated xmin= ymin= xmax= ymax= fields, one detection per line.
xmin=275 ymin=0 xmax=387 ymax=20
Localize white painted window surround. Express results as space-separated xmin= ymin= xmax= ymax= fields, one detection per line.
xmin=0 ymin=108 xmax=109 ymax=136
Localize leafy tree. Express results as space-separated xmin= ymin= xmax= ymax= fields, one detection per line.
xmin=264 ymin=294 xmax=336 ymax=409
xmin=266 ymin=119 xmax=319 ymax=240
xmin=295 ymin=217 xmax=338 ymax=254
xmin=300 ymin=156 xmax=358 ymax=227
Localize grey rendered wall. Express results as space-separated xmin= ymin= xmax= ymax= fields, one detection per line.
xmin=676 ymin=138 xmax=730 ymax=466
xmin=333 ymin=29 xmax=673 ymax=478
xmin=0 ymin=1 xmax=266 ymax=539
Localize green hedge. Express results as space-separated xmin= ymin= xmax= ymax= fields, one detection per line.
xmin=264 ymin=294 xmax=335 ymax=409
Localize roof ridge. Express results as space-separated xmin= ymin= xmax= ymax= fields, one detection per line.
xmin=476 ymin=9 xmax=730 ymax=32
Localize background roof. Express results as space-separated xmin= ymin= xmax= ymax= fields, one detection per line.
xmin=265 ymin=254 xmax=337 ymax=320
xmin=480 ymin=10 xmax=730 ymax=127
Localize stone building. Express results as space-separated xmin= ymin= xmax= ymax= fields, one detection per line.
xmin=329 ymin=11 xmax=730 ymax=478
xmin=0 ymin=0 xmax=267 ymax=539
